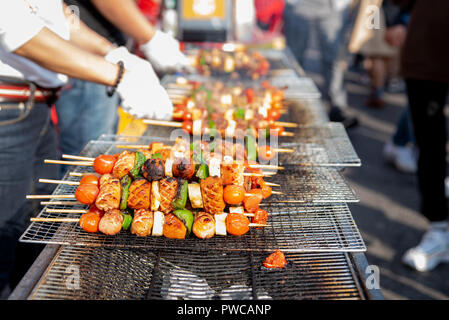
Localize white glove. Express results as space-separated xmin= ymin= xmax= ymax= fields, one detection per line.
xmin=105 ymin=47 xmax=173 ymax=120
xmin=105 ymin=46 xmax=157 ymax=79
xmin=116 ymin=70 xmax=173 ymax=120
xmin=140 ymin=30 xmax=191 ymax=73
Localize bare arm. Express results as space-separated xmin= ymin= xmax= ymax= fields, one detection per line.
xmin=63 ymin=3 xmax=115 ymax=56
xmin=14 ymin=27 xmax=120 ymax=86
xmin=90 ymin=0 xmax=155 ymax=45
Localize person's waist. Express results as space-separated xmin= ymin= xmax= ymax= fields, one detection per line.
xmin=0 ymin=82 xmax=61 ymax=103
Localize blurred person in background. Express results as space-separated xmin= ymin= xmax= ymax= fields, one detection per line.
xmin=381 ymin=1 xmax=416 ymax=174
xmin=0 ymin=0 xmax=172 ymax=297
xmin=56 ymin=0 xmax=189 ymax=163
xmin=394 ymin=0 xmax=449 ymax=272
xmin=357 ymin=1 xmax=401 ymax=109
xmin=283 ymin=0 xmax=359 ymax=129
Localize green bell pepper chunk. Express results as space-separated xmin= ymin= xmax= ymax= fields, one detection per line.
xmin=246 ymin=134 xmax=258 ymax=162
xmin=130 ymin=151 xmax=146 ymax=179
xmin=172 ymin=179 xmax=189 ymax=210
xmin=119 ymin=176 xmax=132 ymax=210
xmin=121 ymin=213 xmax=133 ymax=231
xmin=234 ymin=108 xmax=245 ymax=120
xmin=199 ymin=57 xmax=206 ymax=66
xmin=152 ymin=153 xmax=162 ymax=159
xmin=173 ymin=209 xmax=194 ymax=235
xmin=196 ymin=164 xmax=209 ymax=180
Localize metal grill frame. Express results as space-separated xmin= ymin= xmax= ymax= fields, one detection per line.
xmin=29 ymin=246 xmax=366 ymax=300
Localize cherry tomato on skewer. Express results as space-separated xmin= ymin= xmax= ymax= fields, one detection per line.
xmin=93 ymin=155 xmax=117 ymax=175
xmin=226 ymin=213 xmax=250 ymax=236
xmin=75 ymin=184 xmax=99 ymax=205
xmin=79 ymin=174 xmax=100 ymax=186
xmin=223 ymin=185 xmax=246 ymax=205
xmin=243 ymin=189 xmax=264 ymax=213
xmin=79 ymin=211 xmax=101 ymax=233
xmin=182 ymin=121 xmax=193 ymax=134
xmin=258 ymin=145 xmax=276 ymax=162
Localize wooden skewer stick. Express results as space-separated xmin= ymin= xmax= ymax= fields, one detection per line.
xmin=39 ymin=179 xmax=80 ymax=186
xmin=46 ymin=209 xmax=87 ymax=214
xmin=69 ymin=172 xmax=88 ymax=177
xmin=249 ymin=164 xmax=284 ymax=170
xmin=44 ymin=160 xmax=93 ymax=166
xmin=264 ymin=182 xmax=280 ymax=187
xmin=30 ymin=218 xmax=80 ymax=223
xmin=27 ymin=194 xmax=76 ymax=199
xmin=274 ymin=121 xmax=298 ymax=128
xmin=271 ymin=191 xmax=283 ymax=195
xmin=40 ymin=201 xmax=81 ymax=206
xmin=62 ymin=154 xmax=95 ymax=162
xmin=143 ymin=119 xmax=183 ymax=127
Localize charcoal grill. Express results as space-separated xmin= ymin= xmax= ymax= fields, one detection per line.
xmin=25 ymin=246 xmax=369 ymax=300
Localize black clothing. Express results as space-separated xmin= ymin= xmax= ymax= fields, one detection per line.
xmin=406 ymin=78 xmax=449 ymax=222
xmin=64 ymin=0 xmax=127 ymax=46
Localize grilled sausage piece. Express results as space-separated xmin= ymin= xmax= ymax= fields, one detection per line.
xmin=220 ymin=163 xmax=244 ymax=186
xmin=159 ymin=177 xmax=178 ymax=214
xmin=95 ymin=176 xmax=121 ymax=211
xmin=113 ymin=151 xmax=136 ymax=179
xmin=192 ymin=212 xmax=215 ymax=239
xmin=200 ymin=176 xmax=226 ymax=215
xmin=163 ymin=213 xmax=186 ymax=239
xmin=99 ymin=209 xmax=123 ymax=236
xmin=131 ymin=209 xmax=154 ymax=237
xmin=142 ymin=158 xmax=165 ymax=181
xmin=127 ymin=178 xmax=151 ymax=210
xmin=172 ymin=157 xmax=195 ymax=180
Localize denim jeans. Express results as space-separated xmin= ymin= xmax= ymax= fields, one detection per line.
xmin=283 ymin=2 xmax=350 ymax=109
xmin=55 ymin=79 xmax=119 ymax=161
xmin=0 ymin=102 xmax=59 ymax=291
xmin=392 ymin=108 xmax=414 ymax=147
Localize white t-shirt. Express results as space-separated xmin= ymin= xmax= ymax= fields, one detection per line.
xmin=0 ymin=0 xmax=70 ymax=88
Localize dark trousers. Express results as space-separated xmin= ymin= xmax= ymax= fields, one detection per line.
xmin=406 ymin=78 xmax=449 ymax=222
xmin=0 ymin=103 xmax=59 ymax=293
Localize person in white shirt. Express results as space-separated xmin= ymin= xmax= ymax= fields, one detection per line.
xmin=0 ymin=0 xmax=173 ymax=296
xmin=55 ymin=0 xmax=190 ymax=162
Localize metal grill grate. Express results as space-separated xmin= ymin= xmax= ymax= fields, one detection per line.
xmin=279 ymin=123 xmax=361 ymax=166
xmin=20 ymin=203 xmax=365 ymax=252
xmin=30 ymin=246 xmax=365 ymax=300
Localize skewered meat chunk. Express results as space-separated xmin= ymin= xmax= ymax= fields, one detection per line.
xmin=172 ymin=157 xmax=195 ymax=180
xmin=95 ymin=175 xmax=121 ymax=211
xmin=98 ymin=209 xmax=123 ymax=236
xmin=200 ymin=176 xmax=226 ymax=215
xmin=192 ymin=212 xmax=215 ymax=239
xmin=159 ymin=177 xmax=178 ymax=214
xmin=113 ymin=151 xmax=135 ymax=179
xmin=221 ymin=163 xmax=244 ymax=186
xmin=142 ymin=158 xmax=165 ymax=181
xmin=163 ymin=213 xmax=186 ymax=239
xmin=131 ymin=209 xmax=154 ymax=237
xmin=127 ymin=178 xmax=151 ymax=210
